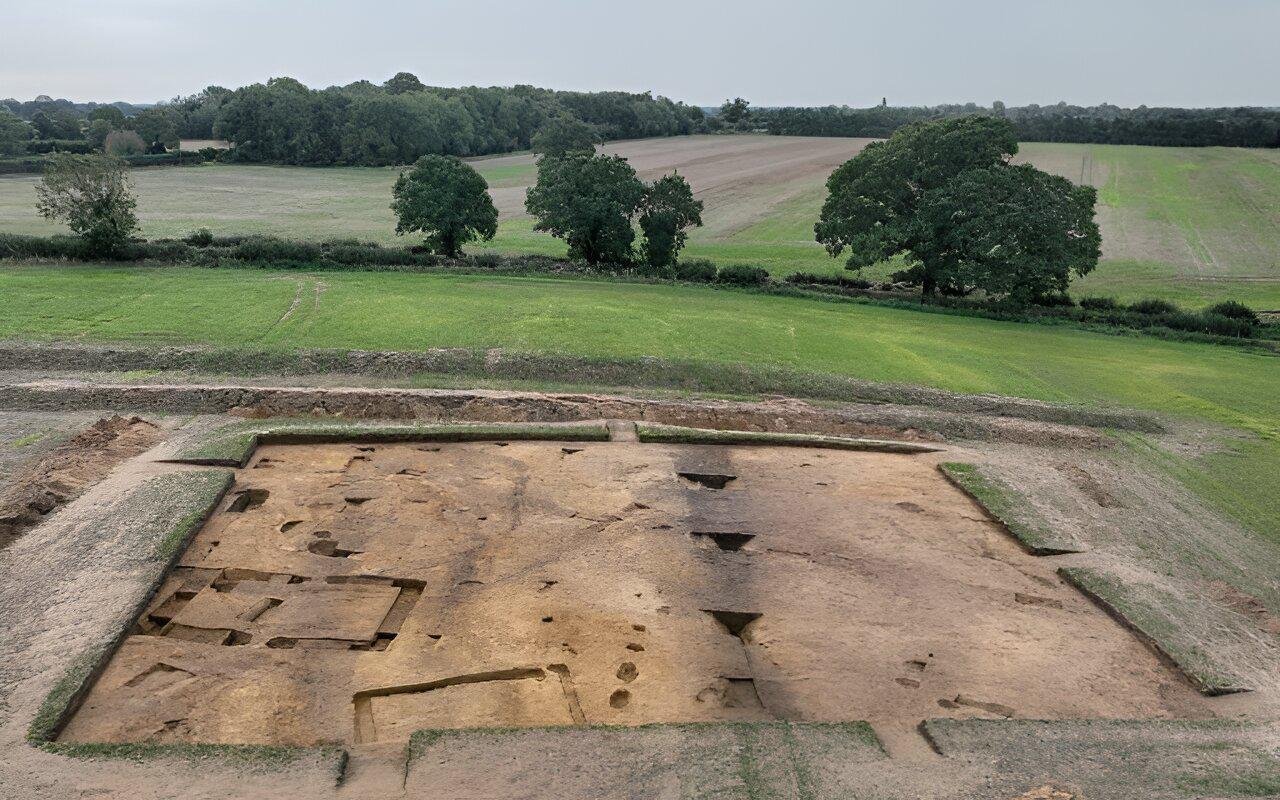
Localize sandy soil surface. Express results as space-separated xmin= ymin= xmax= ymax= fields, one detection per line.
xmin=62 ymin=441 xmax=1208 ymax=750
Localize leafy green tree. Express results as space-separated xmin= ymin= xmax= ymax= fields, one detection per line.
xmin=525 ymin=153 xmax=646 ymax=265
xmin=384 ymin=72 xmax=427 ymax=95
xmin=0 ymin=109 xmax=34 ymax=156
xmin=35 ymin=154 xmax=138 ymax=254
xmin=531 ymin=115 xmax=598 ymax=157
xmin=907 ymin=163 xmax=1100 ymax=300
xmin=719 ymin=97 xmax=750 ymax=125
xmin=390 ymin=154 xmax=498 ymax=257
xmin=88 ymin=106 xmax=127 ymax=127
xmin=815 ymin=115 xmax=1019 ymax=296
xmin=639 ymin=172 xmax=703 ymax=272
xmin=87 ymin=118 xmax=112 ymax=149
xmin=30 ymin=109 xmax=83 ymax=139
xmin=128 ymin=107 xmax=179 ymax=150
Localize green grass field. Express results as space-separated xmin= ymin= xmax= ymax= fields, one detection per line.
xmin=2 ymin=137 xmax=1277 ymax=306
xmin=2 ymin=263 xmax=1275 ymax=542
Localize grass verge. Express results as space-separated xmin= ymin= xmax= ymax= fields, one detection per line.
xmin=922 ymin=717 xmax=1280 ymax=799
xmin=938 ymin=462 xmax=1081 ymax=555
xmin=636 ymin=423 xmax=943 ymax=453
xmin=27 ymin=469 xmax=233 ymax=746
xmin=166 ymin=420 xmax=612 ymax=467
xmin=1058 ymin=566 xmax=1248 ymax=695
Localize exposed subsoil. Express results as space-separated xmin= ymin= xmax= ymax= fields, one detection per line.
xmin=0 ymin=415 xmax=161 ymax=549
xmin=61 ymin=441 xmax=1210 ymax=749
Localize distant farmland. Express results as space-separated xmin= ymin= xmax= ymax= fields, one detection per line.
xmin=1 ymin=135 xmax=1277 ymax=307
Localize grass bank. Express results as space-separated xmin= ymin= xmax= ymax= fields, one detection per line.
xmin=0 ymin=263 xmax=1275 ymax=542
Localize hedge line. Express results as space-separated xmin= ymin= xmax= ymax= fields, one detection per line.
xmin=0 ymin=232 xmax=1271 ymax=348
xmin=0 ymin=151 xmax=207 ymax=174
xmin=783 ymin=273 xmax=1266 ymax=340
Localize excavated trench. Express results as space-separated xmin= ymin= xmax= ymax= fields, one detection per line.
xmin=59 ymin=440 xmax=1212 ymax=747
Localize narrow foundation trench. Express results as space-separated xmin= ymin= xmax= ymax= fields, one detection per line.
xmin=58 ymin=440 xmax=1213 ymax=749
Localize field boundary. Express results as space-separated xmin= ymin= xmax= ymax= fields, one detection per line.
xmin=27 ymin=470 xmax=231 ymax=744
xmin=0 ymin=340 xmax=1166 ymax=433
xmin=635 ymin=422 xmax=942 ymax=453
xmin=164 ymin=420 xmax=612 ymax=467
xmin=937 ymin=462 xmax=1084 ymax=555
xmin=0 ymin=380 xmax=1122 ymax=449
xmin=1058 ymin=566 xmax=1251 ymax=695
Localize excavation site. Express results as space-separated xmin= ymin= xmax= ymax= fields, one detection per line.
xmin=57 ymin=438 xmax=1210 ymax=748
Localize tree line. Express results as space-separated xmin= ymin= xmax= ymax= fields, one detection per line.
xmin=737 ymin=102 xmax=1280 ymax=148
xmin=1 ymin=74 xmax=706 ymax=166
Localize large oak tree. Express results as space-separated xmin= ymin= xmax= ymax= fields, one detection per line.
xmin=817 ymin=115 xmax=1095 ymax=298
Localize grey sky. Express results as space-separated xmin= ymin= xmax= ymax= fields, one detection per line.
xmin=3 ymin=0 xmax=1277 ymax=107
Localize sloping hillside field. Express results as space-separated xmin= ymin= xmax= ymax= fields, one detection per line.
xmin=2 ymin=135 xmax=1277 ymax=303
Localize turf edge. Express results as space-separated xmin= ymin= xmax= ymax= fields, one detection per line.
xmin=1057 ymin=566 xmax=1249 ymax=695
xmin=937 ymin=462 xmax=1083 ymax=555
xmin=164 ymin=420 xmax=613 ymax=467
xmin=23 ymin=468 xmax=347 ymax=777
xmin=635 ymin=423 xmax=944 ymax=453
xmin=406 ymin=720 xmax=885 ymax=792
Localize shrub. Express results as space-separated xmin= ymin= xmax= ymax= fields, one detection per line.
xmin=1029 ymin=292 xmax=1076 ymax=307
xmin=1128 ymin=298 xmax=1179 ymax=315
xmin=674 ymin=258 xmax=717 ymax=282
xmin=470 ymin=253 xmax=502 ymax=269
xmin=104 ymin=130 xmax=147 ymax=157
xmin=324 ymin=242 xmax=429 ymax=267
xmin=185 ymin=228 xmax=214 ymax=247
xmin=0 ymin=232 xmax=91 ymax=259
xmin=1200 ymin=312 xmax=1254 ymax=338
xmin=784 ymin=272 xmax=873 ymax=289
xmin=1161 ymin=312 xmax=1207 ymax=332
xmin=230 ymin=236 xmax=322 ymax=263
xmin=26 ymin=139 xmax=96 ymax=155
xmin=715 ymin=264 xmax=770 ymax=286
xmin=1204 ymin=300 xmax=1259 ymax=325
xmin=1079 ymin=296 xmax=1118 ymax=310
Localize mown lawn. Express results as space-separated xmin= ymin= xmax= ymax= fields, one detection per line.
xmin=1 ymin=263 xmax=1275 ymax=541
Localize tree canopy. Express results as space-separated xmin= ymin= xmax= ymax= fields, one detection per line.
xmin=816 ymin=116 xmax=1098 ymax=297
xmin=638 ymin=172 xmax=703 ymax=271
xmin=0 ymin=109 xmax=33 ymax=157
xmin=719 ymin=97 xmax=751 ymax=125
xmin=532 ymin=115 xmax=598 ymax=158
xmin=525 ymin=153 xmax=647 ymax=265
xmin=383 ymin=72 xmax=427 ymax=95
xmin=390 ymin=154 xmax=498 ymax=258
xmin=35 ymin=154 xmax=138 ymax=254
xmin=908 ymin=164 xmax=1101 ymax=300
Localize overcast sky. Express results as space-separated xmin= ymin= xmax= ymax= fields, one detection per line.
xmin=3 ymin=0 xmax=1277 ymax=108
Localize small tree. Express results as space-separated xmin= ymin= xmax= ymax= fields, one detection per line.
xmin=639 ymin=172 xmax=703 ymax=272
xmin=719 ymin=97 xmax=751 ymax=126
xmin=35 ymin=154 xmax=138 ymax=254
xmin=0 ymin=109 xmax=33 ymax=156
xmin=525 ymin=153 xmax=646 ymax=265
xmin=532 ymin=115 xmax=598 ymax=158
xmin=391 ymin=154 xmax=498 ymax=258
xmin=87 ymin=118 xmax=113 ymax=149
xmin=128 ymin=107 xmax=178 ymax=151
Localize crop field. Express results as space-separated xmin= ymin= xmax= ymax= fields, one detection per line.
xmin=4 ymin=136 xmax=1277 ymax=306
xmin=1 ymin=263 xmax=1275 ymax=544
